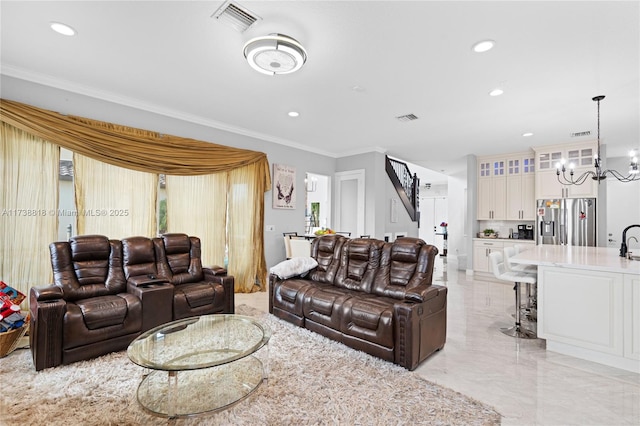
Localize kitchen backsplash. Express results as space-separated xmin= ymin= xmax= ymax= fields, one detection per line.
xmin=477 ymin=220 xmax=535 ymax=239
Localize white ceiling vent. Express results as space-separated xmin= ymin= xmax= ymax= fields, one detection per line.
xmin=571 ymin=130 xmax=591 ymax=138
xmin=212 ymin=1 xmax=261 ymax=33
xmin=396 ymin=113 xmax=419 ymax=122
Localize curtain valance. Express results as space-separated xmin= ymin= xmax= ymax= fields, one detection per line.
xmin=0 ymin=99 xmax=271 ymax=186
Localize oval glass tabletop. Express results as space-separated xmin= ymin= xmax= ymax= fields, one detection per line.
xmin=127 ymin=314 xmax=271 ymax=371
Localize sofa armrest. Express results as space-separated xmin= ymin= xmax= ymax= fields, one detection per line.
xmin=203 ymin=269 xmax=235 ymax=314
xmin=404 ymin=284 xmax=440 ymax=303
xmin=31 ymin=284 xmax=64 ymax=302
xmin=393 ymin=285 xmax=448 ymax=370
xmin=29 ymin=285 xmax=66 ymax=371
xmin=205 ymin=265 xmax=227 ymax=276
xmin=127 ymin=275 xmax=170 ymax=288
xmin=127 ymin=281 xmax=174 ymax=331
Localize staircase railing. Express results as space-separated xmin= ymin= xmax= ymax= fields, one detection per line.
xmin=385 ymin=155 xmax=420 ymax=222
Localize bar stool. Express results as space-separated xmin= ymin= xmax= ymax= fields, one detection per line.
xmin=489 ymin=251 xmax=537 ymax=339
xmin=504 ymin=246 xmax=537 ymax=321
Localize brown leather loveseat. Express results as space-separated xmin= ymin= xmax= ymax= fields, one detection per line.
xmin=269 ymin=235 xmax=447 ymax=370
xmin=29 ymin=233 xmax=234 ymax=371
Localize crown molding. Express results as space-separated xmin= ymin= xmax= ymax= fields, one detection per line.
xmin=1 ymin=65 xmax=339 ymax=158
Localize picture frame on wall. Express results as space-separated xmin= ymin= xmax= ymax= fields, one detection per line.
xmin=273 ymin=164 xmax=296 ymax=209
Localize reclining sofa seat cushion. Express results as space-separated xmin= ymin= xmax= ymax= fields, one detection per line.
xmin=270 ymin=234 xmax=346 ymax=325
xmin=157 ymin=233 xmax=229 ymax=319
xmin=302 ymin=238 xmax=385 ymax=340
xmin=51 ymin=235 xmax=142 ymax=356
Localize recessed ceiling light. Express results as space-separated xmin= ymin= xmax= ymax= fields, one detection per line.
xmin=522 ymin=132 xmax=534 ymax=137
xmin=489 ymin=88 xmax=504 ymax=97
xmin=50 ymin=22 xmax=76 ymax=36
xmin=472 ymin=39 xmax=495 ymax=53
xmin=288 ymin=111 xmax=299 ymax=117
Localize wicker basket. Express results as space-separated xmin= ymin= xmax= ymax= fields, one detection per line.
xmin=0 ymin=325 xmax=28 ymax=357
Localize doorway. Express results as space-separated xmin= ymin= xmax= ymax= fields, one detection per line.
xmin=334 ymin=169 xmax=365 ymax=237
xmin=305 ymin=173 xmax=330 ymax=234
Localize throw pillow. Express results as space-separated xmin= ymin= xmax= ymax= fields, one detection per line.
xmin=270 ymin=257 xmax=318 ymax=279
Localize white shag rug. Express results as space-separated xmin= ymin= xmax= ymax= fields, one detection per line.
xmin=1 ymin=305 xmax=501 ymax=425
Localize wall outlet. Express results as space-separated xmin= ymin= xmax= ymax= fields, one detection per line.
xmin=265 ymin=225 xmax=275 ymax=232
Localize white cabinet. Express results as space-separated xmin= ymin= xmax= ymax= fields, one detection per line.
xmin=478 ymin=153 xmax=534 ymax=221
xmin=624 ymin=274 xmax=640 ymax=361
xmin=473 ymin=239 xmax=535 ymax=273
xmin=534 ymin=142 xmax=598 ymax=199
xmin=473 ymin=239 xmax=503 ymax=273
xmin=538 ymin=266 xmax=640 ymax=372
xmin=478 ymin=176 xmax=506 ymax=220
xmin=477 ymin=157 xmax=506 ymax=220
xmin=505 ymin=154 xmax=536 ymax=220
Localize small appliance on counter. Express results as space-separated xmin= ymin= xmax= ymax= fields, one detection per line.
xmin=517 ymin=224 xmax=534 ymax=240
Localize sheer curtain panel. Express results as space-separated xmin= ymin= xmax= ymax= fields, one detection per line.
xmin=165 ymin=174 xmax=227 ymax=268
xmin=74 ymin=153 xmax=158 ymax=239
xmin=0 ymin=123 xmax=58 ymax=307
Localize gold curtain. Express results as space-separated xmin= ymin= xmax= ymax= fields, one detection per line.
xmin=165 ymin=174 xmax=227 ymax=268
xmin=0 ymin=123 xmax=58 ymax=308
xmin=228 ymin=162 xmax=269 ymax=293
xmin=1 ymin=99 xmax=271 ymax=294
xmin=0 ymin=99 xmax=270 ymax=180
xmin=74 ymin=153 xmax=158 ymax=238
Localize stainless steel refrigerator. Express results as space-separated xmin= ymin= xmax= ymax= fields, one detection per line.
xmin=536 ymin=198 xmax=596 ymax=246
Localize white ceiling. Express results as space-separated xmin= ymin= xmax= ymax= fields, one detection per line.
xmin=1 ymin=1 xmax=638 ymax=179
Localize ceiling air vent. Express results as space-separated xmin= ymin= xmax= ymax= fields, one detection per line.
xmin=571 ymin=130 xmax=591 ymax=138
xmin=212 ymin=1 xmax=261 ymax=33
xmin=396 ymin=113 xmax=419 ymax=122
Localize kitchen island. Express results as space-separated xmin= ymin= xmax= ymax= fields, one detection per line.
xmin=512 ymin=245 xmax=640 ymax=373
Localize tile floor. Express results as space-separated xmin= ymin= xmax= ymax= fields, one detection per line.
xmin=236 ymin=257 xmax=640 ymax=425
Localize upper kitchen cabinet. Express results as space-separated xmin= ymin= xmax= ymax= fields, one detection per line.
xmin=477 ymin=152 xmax=535 ymax=221
xmin=477 ymin=157 xmax=506 ymax=220
xmin=505 ymin=153 xmax=536 ymax=220
xmin=534 ymin=141 xmax=598 ymax=199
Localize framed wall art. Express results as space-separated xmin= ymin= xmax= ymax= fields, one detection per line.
xmin=273 ymin=164 xmax=296 ymax=209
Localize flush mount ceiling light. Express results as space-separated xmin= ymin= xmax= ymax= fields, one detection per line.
xmin=243 ymin=33 xmax=307 ymax=75
xmin=50 ymin=22 xmax=76 ymax=36
xmin=489 ymin=88 xmax=504 ymax=97
xmin=472 ymin=39 xmax=495 ymax=53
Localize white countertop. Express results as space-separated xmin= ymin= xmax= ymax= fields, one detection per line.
xmin=511 ymin=245 xmax=640 ymax=275
xmin=473 ymin=238 xmax=535 ymax=243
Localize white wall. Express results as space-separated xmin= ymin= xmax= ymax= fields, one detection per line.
xmin=606 ymin=156 xmax=640 ymax=251
xmin=1 ymin=75 xmax=337 ymax=269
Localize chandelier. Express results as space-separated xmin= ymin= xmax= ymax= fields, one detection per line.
xmin=556 ymin=95 xmax=639 ymax=184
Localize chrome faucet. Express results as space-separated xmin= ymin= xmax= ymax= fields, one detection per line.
xmin=620 ymin=224 xmax=640 ymax=258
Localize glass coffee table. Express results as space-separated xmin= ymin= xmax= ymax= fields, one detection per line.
xmin=127 ymin=314 xmax=271 ymax=419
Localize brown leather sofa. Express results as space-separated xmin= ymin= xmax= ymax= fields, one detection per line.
xmin=29 ymin=233 xmax=234 ymax=371
xmin=269 ymin=235 xmax=447 ymax=370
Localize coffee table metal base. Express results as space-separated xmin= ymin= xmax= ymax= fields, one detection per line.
xmin=136 ymin=355 xmax=266 ymax=419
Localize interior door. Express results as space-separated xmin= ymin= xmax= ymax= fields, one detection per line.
xmin=334 ymin=170 xmax=365 ymax=237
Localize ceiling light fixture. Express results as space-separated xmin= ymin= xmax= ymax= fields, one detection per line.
xmin=556 ymin=95 xmax=639 ymax=184
xmin=288 ymin=111 xmax=299 ymax=117
xmin=522 ymin=132 xmax=534 ymax=137
xmin=50 ymin=22 xmax=76 ymax=36
xmin=472 ymin=39 xmax=495 ymax=53
xmin=489 ymin=88 xmax=504 ymax=97
xmin=243 ymin=33 xmax=307 ymax=75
